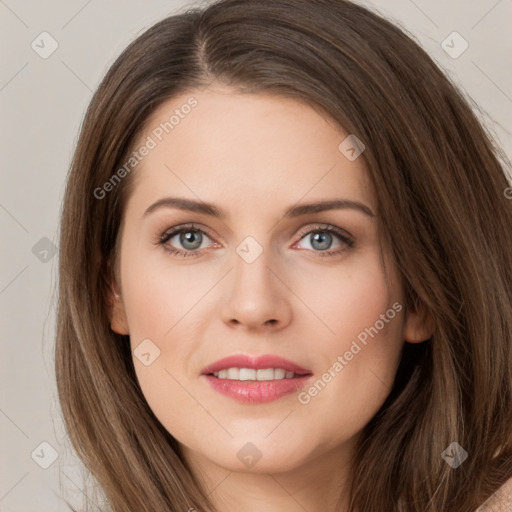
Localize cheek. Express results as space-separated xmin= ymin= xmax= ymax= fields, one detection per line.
xmin=120 ymin=245 xmax=199 ymax=338
xmin=295 ymin=252 xmax=404 ymax=438
xmin=119 ymin=245 xmax=209 ymax=439
xmin=298 ymin=249 xmax=401 ymax=343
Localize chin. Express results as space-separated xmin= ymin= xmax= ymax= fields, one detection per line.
xmin=184 ymin=436 xmax=311 ymax=474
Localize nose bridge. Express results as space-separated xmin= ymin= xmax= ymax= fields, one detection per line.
xmin=231 ymin=233 xmax=276 ymax=299
xmin=220 ymin=232 xmax=292 ymax=329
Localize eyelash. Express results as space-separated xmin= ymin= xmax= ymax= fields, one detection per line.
xmin=154 ymin=223 xmax=355 ymax=259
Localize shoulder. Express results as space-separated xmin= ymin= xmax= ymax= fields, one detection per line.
xmin=476 ymin=477 xmax=512 ymax=512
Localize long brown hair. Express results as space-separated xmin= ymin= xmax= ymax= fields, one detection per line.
xmin=56 ymin=0 xmax=512 ymax=510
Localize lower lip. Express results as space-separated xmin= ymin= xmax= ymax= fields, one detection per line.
xmin=203 ymin=374 xmax=312 ymax=404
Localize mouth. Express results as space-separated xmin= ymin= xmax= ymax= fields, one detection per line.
xmin=210 ymin=367 xmax=305 ymax=380
xmin=201 ymin=354 xmax=313 ymax=404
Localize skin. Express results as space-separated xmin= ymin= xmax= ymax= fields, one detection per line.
xmin=109 ymin=84 xmax=434 ymax=512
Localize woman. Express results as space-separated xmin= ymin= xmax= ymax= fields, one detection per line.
xmin=56 ymin=0 xmax=512 ymax=510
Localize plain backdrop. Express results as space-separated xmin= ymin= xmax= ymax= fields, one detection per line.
xmin=1 ymin=0 xmax=511 ymax=510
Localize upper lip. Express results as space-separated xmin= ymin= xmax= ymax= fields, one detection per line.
xmin=201 ymin=354 xmax=312 ymax=376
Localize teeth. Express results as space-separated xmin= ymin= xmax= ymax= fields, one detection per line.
xmin=211 ymin=368 xmax=297 ymax=380
xmin=274 ymin=368 xmax=286 ymax=379
xmin=256 ymin=368 xmax=274 ymax=380
xmin=226 ymin=367 xmax=239 ymax=379
xmin=239 ymin=368 xmax=256 ymax=380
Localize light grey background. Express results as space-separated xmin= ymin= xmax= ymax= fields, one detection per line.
xmin=1 ymin=0 xmax=511 ymax=510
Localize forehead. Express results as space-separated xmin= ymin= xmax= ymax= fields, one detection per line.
xmin=126 ymin=86 xmax=376 ymax=216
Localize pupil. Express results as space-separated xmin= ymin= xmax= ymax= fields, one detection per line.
xmin=312 ymin=232 xmax=331 ymax=250
xmin=181 ymin=230 xmax=201 ymax=249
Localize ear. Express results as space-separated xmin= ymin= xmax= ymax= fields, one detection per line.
xmin=403 ymin=299 xmax=435 ymax=344
xmin=107 ymin=277 xmax=130 ymax=336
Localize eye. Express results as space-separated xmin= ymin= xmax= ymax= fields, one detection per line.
xmin=156 ymin=223 xmax=216 ymax=258
xmin=155 ymin=222 xmax=354 ymax=259
xmin=293 ymin=224 xmax=354 ymax=257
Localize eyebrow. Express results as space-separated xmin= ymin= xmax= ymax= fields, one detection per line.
xmin=144 ymin=197 xmax=376 ymax=219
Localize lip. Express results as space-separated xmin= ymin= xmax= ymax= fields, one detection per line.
xmin=201 ymin=354 xmax=312 ymax=376
xmin=201 ymin=354 xmax=313 ymax=404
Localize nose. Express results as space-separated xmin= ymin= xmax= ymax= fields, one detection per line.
xmin=220 ymin=246 xmax=293 ymax=332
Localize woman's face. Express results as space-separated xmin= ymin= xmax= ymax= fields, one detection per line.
xmin=109 ymin=85 xmax=431 ymax=475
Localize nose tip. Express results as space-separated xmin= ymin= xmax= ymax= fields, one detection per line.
xmin=220 ymin=255 xmax=292 ymax=332
xmin=228 ymin=317 xmax=279 ymax=329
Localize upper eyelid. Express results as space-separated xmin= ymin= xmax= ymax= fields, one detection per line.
xmin=160 ymin=223 xmax=215 ymax=241
xmin=296 ymin=223 xmax=352 ymax=238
